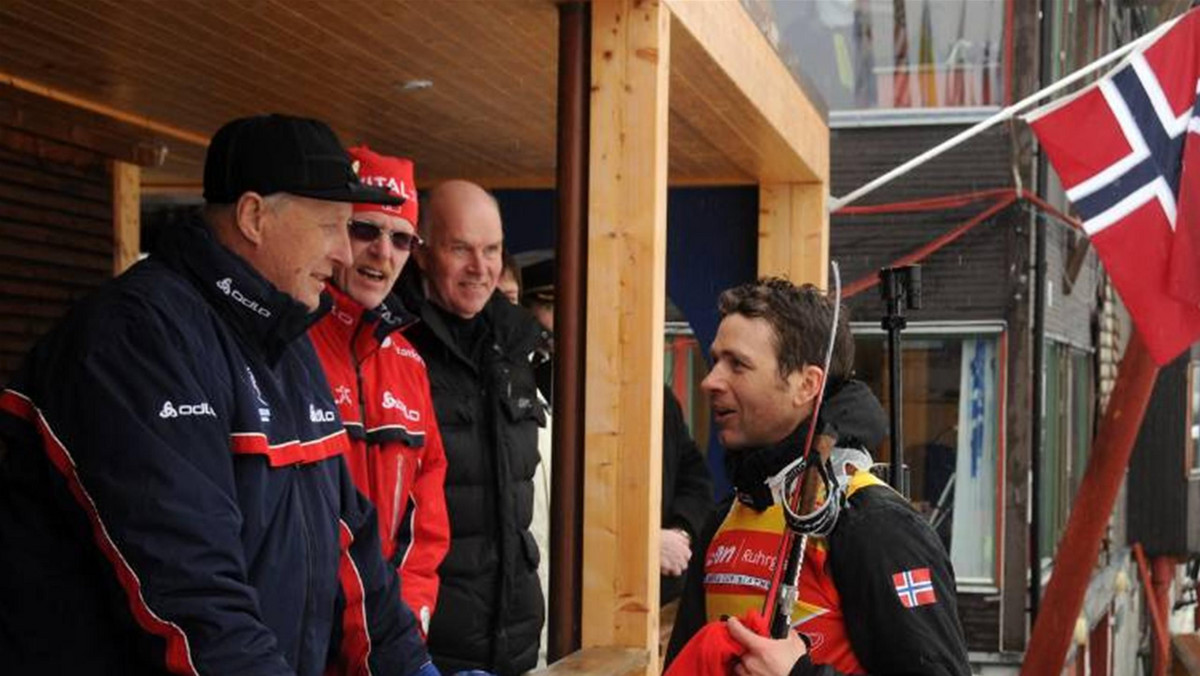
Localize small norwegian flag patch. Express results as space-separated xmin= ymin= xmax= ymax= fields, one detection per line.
xmin=893 ymin=567 xmax=937 ymax=608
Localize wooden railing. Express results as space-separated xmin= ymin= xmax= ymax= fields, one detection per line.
xmin=527 ymin=647 xmax=649 ymax=676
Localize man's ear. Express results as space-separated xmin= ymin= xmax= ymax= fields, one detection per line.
xmin=233 ymin=192 xmax=269 ymax=246
xmin=789 ymin=364 xmax=825 ymax=410
xmin=412 ymin=239 xmax=429 ymax=270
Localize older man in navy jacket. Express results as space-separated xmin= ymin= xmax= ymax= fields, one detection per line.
xmin=0 ymin=115 xmax=436 ymax=676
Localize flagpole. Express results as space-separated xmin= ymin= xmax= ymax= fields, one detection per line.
xmin=827 ymin=13 xmax=1183 ymax=212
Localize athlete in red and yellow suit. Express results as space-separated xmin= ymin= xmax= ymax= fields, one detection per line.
xmin=666 ymin=380 xmax=970 ymax=675
xmin=697 ymin=473 xmax=883 ymax=673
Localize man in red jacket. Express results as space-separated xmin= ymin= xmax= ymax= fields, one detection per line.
xmin=310 ymin=146 xmax=450 ymax=638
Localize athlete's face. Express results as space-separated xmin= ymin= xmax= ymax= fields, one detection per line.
xmin=701 ymin=314 xmax=816 ymax=450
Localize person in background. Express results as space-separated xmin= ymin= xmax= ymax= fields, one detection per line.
xmin=309 ymin=146 xmax=450 ymax=639
xmin=518 ymin=255 xmax=713 ymax=606
xmin=659 ymin=385 xmax=715 ymax=605
xmin=519 ymin=256 xmax=555 ymax=339
xmin=518 ymin=254 xmax=555 ymax=399
xmin=496 ymin=256 xmax=554 ymax=669
xmin=398 ymin=180 xmax=546 ymax=676
xmin=0 ymin=114 xmax=435 ymax=675
xmin=498 ymin=250 xmax=521 ymax=305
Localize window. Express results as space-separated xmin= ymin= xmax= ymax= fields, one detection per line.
xmin=852 ymin=323 xmax=1004 ymax=586
xmin=1039 ymin=341 xmax=1095 ymax=567
xmin=745 ymin=0 xmax=1007 ymax=113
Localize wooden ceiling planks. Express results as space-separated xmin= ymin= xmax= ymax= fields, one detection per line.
xmin=668 ymin=12 xmax=817 ymax=184
xmin=0 ymin=0 xmax=824 ymax=190
xmin=666 ymin=109 xmax=751 ymax=184
xmin=666 ymin=0 xmax=827 ymax=183
xmin=245 ymin=0 xmax=557 ymax=181
xmin=7 ymin=1 xmax=250 ymax=127
xmin=0 ymin=0 xmax=561 ymax=185
xmin=669 ymin=26 xmax=774 ymax=182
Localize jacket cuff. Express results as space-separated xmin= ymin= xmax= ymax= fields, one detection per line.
xmin=789 ymin=654 xmax=815 ymax=676
xmin=665 ymin=517 xmax=695 ymax=540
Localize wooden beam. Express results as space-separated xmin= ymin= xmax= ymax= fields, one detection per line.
xmin=758 ymin=183 xmax=828 ymax=287
xmin=0 ymin=71 xmax=208 ymax=148
xmin=0 ymin=127 xmax=106 ymax=172
xmin=527 ymin=647 xmax=648 ymax=676
xmin=111 ymin=160 xmax=140 ymax=275
xmin=665 ymin=0 xmax=828 ymax=184
xmin=0 ymin=85 xmax=169 ymax=168
xmin=582 ymin=0 xmax=668 ymax=668
xmin=140 ymin=182 xmax=204 ymax=198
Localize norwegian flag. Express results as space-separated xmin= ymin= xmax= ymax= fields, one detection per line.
xmin=1027 ymin=8 xmax=1200 ymax=365
xmin=893 ymin=567 xmax=937 ymax=608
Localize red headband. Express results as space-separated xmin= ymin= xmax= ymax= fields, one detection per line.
xmin=346 ymin=145 xmax=418 ymax=225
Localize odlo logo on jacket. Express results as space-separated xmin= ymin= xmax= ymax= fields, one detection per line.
xmin=216 ymin=278 xmax=272 ymax=318
xmin=159 ymin=401 xmax=217 ymax=419
xmin=309 ymin=403 xmax=336 ymax=423
xmin=381 ymin=391 xmax=421 ymax=422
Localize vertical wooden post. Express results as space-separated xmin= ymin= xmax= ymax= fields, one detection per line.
xmin=758 ymin=182 xmax=828 ymax=287
xmin=111 ymin=160 xmax=140 ymax=275
xmin=583 ymin=0 xmax=669 ymax=668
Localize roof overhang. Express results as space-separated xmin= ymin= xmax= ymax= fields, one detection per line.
xmin=0 ymin=0 xmax=827 ymax=192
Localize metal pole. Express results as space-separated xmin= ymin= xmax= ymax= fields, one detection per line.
xmin=1133 ymin=544 xmax=1169 ymax=676
xmin=1029 ymin=0 xmax=1054 ymax=623
xmin=887 ymin=315 xmax=905 ymax=493
xmin=1020 ymin=332 xmax=1159 ymax=675
xmin=1030 ymin=211 xmax=1046 ymax=623
xmin=880 ymin=267 xmax=913 ymax=495
xmin=548 ymin=1 xmax=589 ymax=662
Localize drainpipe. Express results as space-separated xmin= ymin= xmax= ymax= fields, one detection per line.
xmin=1029 ymin=0 xmax=1054 ymax=624
xmin=547 ymin=0 xmax=589 ymax=662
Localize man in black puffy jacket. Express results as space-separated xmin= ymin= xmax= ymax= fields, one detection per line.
xmin=0 ymin=115 xmax=435 ymax=676
xmin=399 ymin=180 xmax=546 ymax=676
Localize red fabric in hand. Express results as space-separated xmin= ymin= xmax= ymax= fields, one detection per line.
xmin=665 ymin=610 xmax=769 ymax=676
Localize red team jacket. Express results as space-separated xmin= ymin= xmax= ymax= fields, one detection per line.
xmin=311 ymin=285 xmax=450 ymax=633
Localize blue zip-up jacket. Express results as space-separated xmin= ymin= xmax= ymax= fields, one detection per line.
xmin=0 ymin=213 xmax=434 ymax=675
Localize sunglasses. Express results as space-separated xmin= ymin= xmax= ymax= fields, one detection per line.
xmin=347 ymin=219 xmax=423 ymax=251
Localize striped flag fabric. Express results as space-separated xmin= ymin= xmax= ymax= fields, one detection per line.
xmin=1027 ymin=8 xmax=1200 ymax=365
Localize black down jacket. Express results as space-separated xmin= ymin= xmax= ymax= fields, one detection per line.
xmin=399 ymin=272 xmax=546 ymax=676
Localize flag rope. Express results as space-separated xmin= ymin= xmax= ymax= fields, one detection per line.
xmin=834 ymin=187 xmax=1084 ymax=299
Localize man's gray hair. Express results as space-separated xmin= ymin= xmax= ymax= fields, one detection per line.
xmin=202 ymin=191 xmax=296 ymax=231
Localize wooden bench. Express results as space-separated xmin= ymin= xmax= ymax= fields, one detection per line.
xmin=1173 ymin=633 xmax=1200 ymax=675
xmin=527 ymin=647 xmax=649 ymax=676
